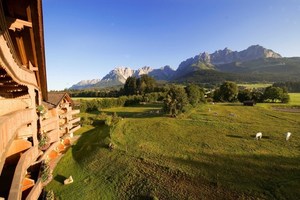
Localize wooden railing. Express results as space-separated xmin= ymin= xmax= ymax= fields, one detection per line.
xmin=0 ymin=36 xmax=38 ymax=88
xmin=41 ymin=117 xmax=58 ymax=133
xmin=71 ymin=110 xmax=80 ymax=115
xmin=8 ymin=146 xmax=39 ymax=200
xmin=69 ymin=125 xmax=81 ymax=133
xmin=38 ymin=141 xmax=60 ymax=162
xmin=0 ymin=108 xmax=34 ymax=172
xmin=25 ymin=179 xmax=42 ymax=200
xmin=69 ymin=117 xmax=80 ymax=125
xmin=47 ymin=129 xmax=60 ymax=144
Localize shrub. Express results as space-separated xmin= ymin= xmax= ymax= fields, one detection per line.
xmin=38 ymin=132 xmax=49 ymax=149
xmin=40 ymin=162 xmax=51 ymax=182
xmin=45 ymin=190 xmax=55 ymax=200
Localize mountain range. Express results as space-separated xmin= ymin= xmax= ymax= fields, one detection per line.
xmin=70 ymin=65 xmax=175 ymax=89
xmin=70 ymin=45 xmax=300 ymax=89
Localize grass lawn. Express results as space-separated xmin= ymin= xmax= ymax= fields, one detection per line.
xmin=47 ymin=101 xmax=300 ymax=199
xmin=289 ymin=93 xmax=300 ymax=105
xmin=237 ymin=83 xmax=272 ymax=89
xmin=71 ymin=97 xmax=117 ymax=101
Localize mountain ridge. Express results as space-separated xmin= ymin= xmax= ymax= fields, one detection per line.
xmin=70 ymin=45 xmax=299 ymax=90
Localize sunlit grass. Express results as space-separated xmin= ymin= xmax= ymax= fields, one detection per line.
xmin=289 ymin=93 xmax=300 ymax=105
xmin=47 ymin=101 xmax=300 ymax=199
xmin=237 ymin=83 xmax=272 ymax=89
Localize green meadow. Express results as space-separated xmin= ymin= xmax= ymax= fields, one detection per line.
xmin=237 ymin=83 xmax=272 ymax=89
xmin=47 ymin=95 xmax=300 ymax=199
xmin=71 ymin=97 xmax=117 ymax=101
xmin=289 ymin=93 xmax=300 ymax=105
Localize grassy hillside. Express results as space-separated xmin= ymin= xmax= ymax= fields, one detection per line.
xmin=47 ymin=100 xmax=300 ymax=199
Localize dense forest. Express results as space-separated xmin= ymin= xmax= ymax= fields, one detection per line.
xmin=273 ymin=81 xmax=300 ymax=92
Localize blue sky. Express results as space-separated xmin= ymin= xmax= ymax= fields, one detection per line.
xmin=43 ymin=0 xmax=300 ymax=90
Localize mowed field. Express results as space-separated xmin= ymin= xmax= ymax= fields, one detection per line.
xmin=47 ymin=94 xmax=300 ymax=200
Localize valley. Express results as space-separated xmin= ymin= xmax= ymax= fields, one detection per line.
xmin=46 ymin=94 xmax=300 ymax=200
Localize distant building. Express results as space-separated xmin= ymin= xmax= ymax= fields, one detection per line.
xmin=0 ymin=1 xmax=80 ymax=199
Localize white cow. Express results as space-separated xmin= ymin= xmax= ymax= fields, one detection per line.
xmin=286 ymin=132 xmax=292 ymax=141
xmin=255 ymin=132 xmax=262 ymax=140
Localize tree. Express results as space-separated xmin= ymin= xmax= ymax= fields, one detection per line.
xmin=163 ymin=85 xmax=188 ymax=115
xmin=251 ymin=89 xmax=264 ymax=103
xmin=185 ymin=84 xmax=205 ymax=106
xmin=280 ymin=93 xmax=290 ymax=103
xmin=263 ymin=86 xmax=283 ymax=102
xmin=218 ymin=81 xmax=238 ymax=102
xmin=237 ymin=89 xmax=252 ymax=102
xmin=212 ymin=88 xmax=222 ymax=102
xmin=124 ymin=75 xmax=156 ymax=96
xmin=137 ymin=74 xmax=156 ymax=94
xmin=124 ymin=76 xmax=137 ymax=95
xmin=263 ymin=86 xmax=290 ymax=103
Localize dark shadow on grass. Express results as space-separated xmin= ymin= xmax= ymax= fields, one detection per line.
xmin=226 ymin=134 xmax=243 ymax=139
xmin=170 ymin=153 xmax=300 ymax=199
xmin=103 ymin=111 xmax=163 ymax=119
xmin=54 ymin=174 xmax=67 ymax=184
xmin=131 ymin=195 xmax=155 ymax=200
xmin=221 ymin=103 xmax=244 ymax=107
xmin=72 ymin=124 xmax=110 ymax=164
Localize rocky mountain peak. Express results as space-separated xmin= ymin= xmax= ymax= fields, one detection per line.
xmin=134 ymin=66 xmax=153 ymax=77
xmin=175 ymin=45 xmax=282 ymax=78
xmin=70 ymin=45 xmax=284 ymax=90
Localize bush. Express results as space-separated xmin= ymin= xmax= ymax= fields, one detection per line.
xmin=281 ymin=93 xmax=290 ymax=103
xmin=45 ymin=190 xmax=55 ymax=200
xmin=40 ymin=162 xmax=51 ymax=182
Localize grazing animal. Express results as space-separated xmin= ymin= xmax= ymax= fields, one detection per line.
xmin=286 ymin=132 xmax=291 ymax=141
xmin=255 ymin=132 xmax=262 ymax=140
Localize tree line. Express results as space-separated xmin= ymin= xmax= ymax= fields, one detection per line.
xmin=273 ymin=81 xmax=300 ymax=93
xmin=212 ymin=81 xmax=290 ymax=103
xmin=72 ymin=75 xmax=292 ymax=115
xmin=79 ymin=92 xmax=166 ymax=113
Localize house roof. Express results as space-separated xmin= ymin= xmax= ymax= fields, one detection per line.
xmin=43 ymin=92 xmax=73 ymax=109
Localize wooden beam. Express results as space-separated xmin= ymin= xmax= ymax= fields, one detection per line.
xmin=6 ymin=17 xmax=32 ymax=31
xmin=29 ymin=61 xmax=38 ymax=71
xmin=15 ymin=32 xmax=28 ymax=66
xmin=29 ymin=0 xmax=48 ymax=101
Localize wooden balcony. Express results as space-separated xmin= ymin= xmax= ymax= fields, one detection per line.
xmin=0 ymin=35 xmax=38 ymax=88
xmin=69 ymin=125 xmax=81 ymax=133
xmin=6 ymin=139 xmax=32 ymax=158
xmin=60 ymin=103 xmax=71 ymax=108
xmin=69 ymin=117 xmax=80 ymax=125
xmin=41 ymin=117 xmax=58 ymax=133
xmin=8 ymin=146 xmax=39 ymax=200
xmin=41 ymin=116 xmax=57 ymax=126
xmin=25 ymin=179 xmax=42 ymax=200
xmin=47 ymin=129 xmax=60 ymax=144
xmin=38 ymin=141 xmax=60 ymax=162
xmin=71 ymin=109 xmax=80 ymax=115
xmin=16 ymin=125 xmax=33 ymax=139
xmin=21 ymin=178 xmax=35 ymax=192
xmin=0 ymin=108 xmax=34 ymax=172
